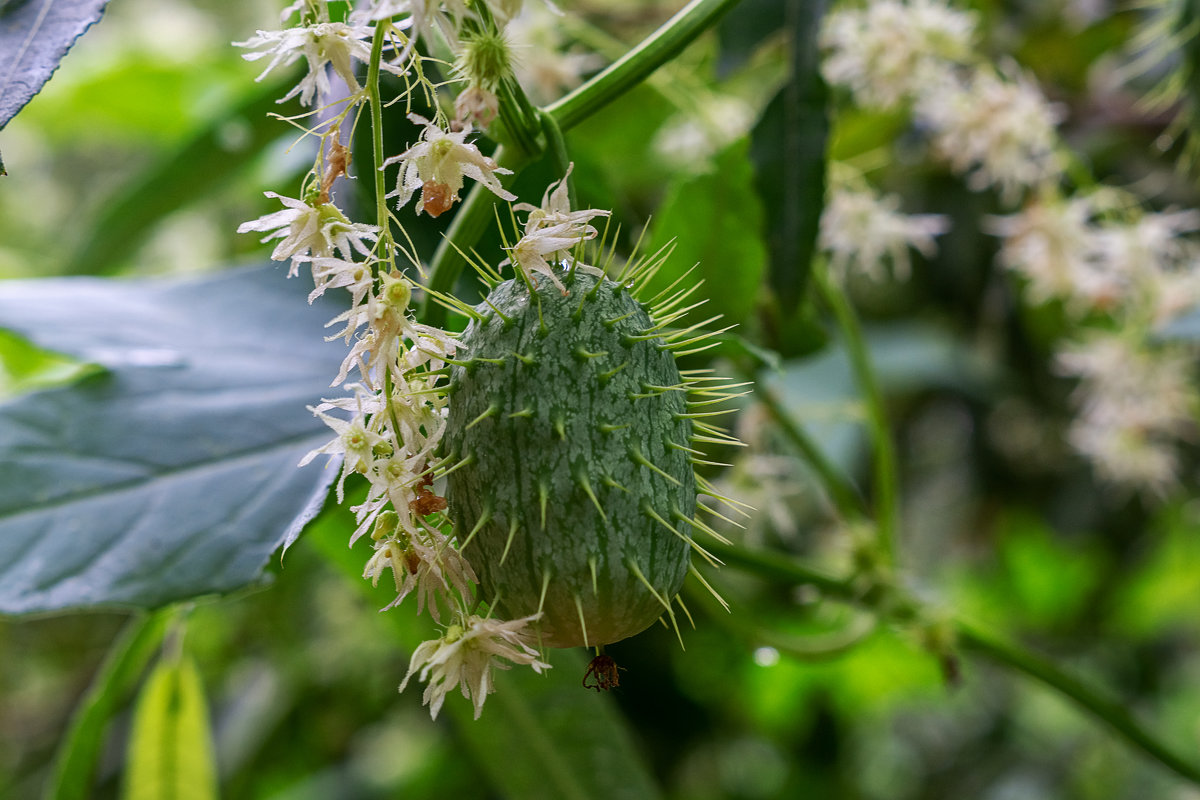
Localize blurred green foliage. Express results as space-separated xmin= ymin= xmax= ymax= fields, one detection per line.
xmin=3 ymin=0 xmax=1200 ymax=799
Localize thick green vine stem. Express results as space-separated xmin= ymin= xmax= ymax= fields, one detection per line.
xmin=419 ymin=0 xmax=749 ymax=325
xmin=705 ymin=541 xmax=1200 ymax=787
xmin=811 ymin=267 xmax=900 ymax=568
xmin=739 ymin=364 xmax=866 ymax=522
xmin=544 ymin=0 xmax=748 ymax=131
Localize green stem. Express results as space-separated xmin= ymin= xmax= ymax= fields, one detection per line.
xmin=708 ymin=540 xmax=1200 ymax=787
xmin=368 ymin=26 xmax=393 ymax=270
xmin=956 ymin=622 xmax=1200 ymax=786
xmin=43 ymin=609 xmax=173 ymax=800
xmin=811 ymin=267 xmax=899 ymax=567
xmin=545 ymin=0 xmax=747 ymax=132
xmin=738 ymin=365 xmax=865 ymax=522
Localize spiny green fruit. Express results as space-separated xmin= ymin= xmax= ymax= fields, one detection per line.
xmin=443 ymin=268 xmax=702 ymax=649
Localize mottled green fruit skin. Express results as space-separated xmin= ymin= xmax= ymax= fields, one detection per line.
xmin=444 ymin=270 xmax=694 ymax=648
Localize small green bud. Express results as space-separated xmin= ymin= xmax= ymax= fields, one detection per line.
xmin=372 ymin=511 xmax=400 ymax=541
xmin=458 ymin=30 xmax=513 ymax=94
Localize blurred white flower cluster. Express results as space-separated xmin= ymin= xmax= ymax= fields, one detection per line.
xmin=989 ymin=192 xmax=1200 ymax=495
xmin=820 ymin=170 xmax=949 ymax=281
xmin=988 ymin=193 xmax=1200 ymax=321
xmin=821 ymin=0 xmax=1064 ymax=200
xmin=820 ymin=0 xmax=1200 ymax=496
xmin=1056 ymin=338 xmax=1198 ymax=498
xmin=234 ymin=0 xmax=618 ymax=719
xmin=821 ymin=0 xmax=976 ymax=109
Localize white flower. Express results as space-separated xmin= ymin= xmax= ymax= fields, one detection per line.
xmin=501 ymin=167 xmax=610 ymax=292
xmin=305 ymin=255 xmax=376 ymax=304
xmin=821 ymin=0 xmax=976 ymax=109
xmin=917 ymin=66 xmax=1065 ymax=201
xmin=237 ymin=192 xmax=378 ymax=271
xmin=1056 ymin=336 xmax=1197 ymax=497
xmin=299 ymin=390 xmax=389 ymax=500
xmin=355 ymin=0 xmax=467 ymax=41
xmin=454 ymin=85 xmax=500 ymax=127
xmin=986 ymin=193 xmax=1114 ymax=308
xmin=400 ymin=614 xmax=550 ymax=719
xmin=235 ymin=21 xmax=397 ymax=107
xmin=819 ymin=181 xmax=949 ymax=280
xmin=382 ymin=114 xmax=516 ymax=217
xmin=364 ymin=523 xmax=476 ymax=621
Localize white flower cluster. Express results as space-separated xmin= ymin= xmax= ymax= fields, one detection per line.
xmin=988 ymin=193 xmax=1200 ymax=495
xmin=821 ymin=0 xmax=1065 ymax=201
xmin=820 ymin=0 xmax=1200 ymax=498
xmin=502 ymin=164 xmax=610 ymax=293
xmin=917 ymin=67 xmax=1064 ymax=203
xmin=236 ymin=1 xmax=406 ymax=108
xmin=1056 ymin=337 xmax=1198 ymax=498
xmin=235 ymin=0 xmax=569 ymax=720
xmin=820 ymin=0 xmax=976 ymax=109
xmin=401 ymin=614 xmax=550 ymax=719
xmin=819 ymin=174 xmax=949 ymax=282
xmin=988 ymin=193 xmax=1200 ymax=320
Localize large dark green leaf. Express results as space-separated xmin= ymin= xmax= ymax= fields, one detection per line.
xmin=0 ymin=265 xmax=346 ymax=614
xmin=0 ymin=0 xmax=110 ymax=128
xmin=750 ymin=0 xmax=829 ymax=315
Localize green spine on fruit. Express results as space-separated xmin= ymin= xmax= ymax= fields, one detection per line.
xmin=443 ymin=269 xmax=695 ymax=648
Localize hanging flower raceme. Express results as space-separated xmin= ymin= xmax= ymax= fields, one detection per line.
xmin=383 ymin=114 xmax=516 ymax=217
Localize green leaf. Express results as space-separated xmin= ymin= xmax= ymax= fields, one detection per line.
xmin=451 ymin=650 xmax=663 ymax=800
xmin=0 ymin=0 xmax=110 ymax=128
xmin=123 ymin=653 xmax=218 ymax=800
xmin=645 ymin=137 xmax=768 ymax=328
xmin=44 ymin=610 xmax=172 ymax=800
xmin=994 ymin=511 xmax=1102 ymax=630
xmin=749 ymin=0 xmax=829 ymax=315
xmin=0 ymin=265 xmax=347 ymax=614
xmin=0 ymin=327 xmax=103 ymax=399
xmin=61 ymin=75 xmax=298 ymax=276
